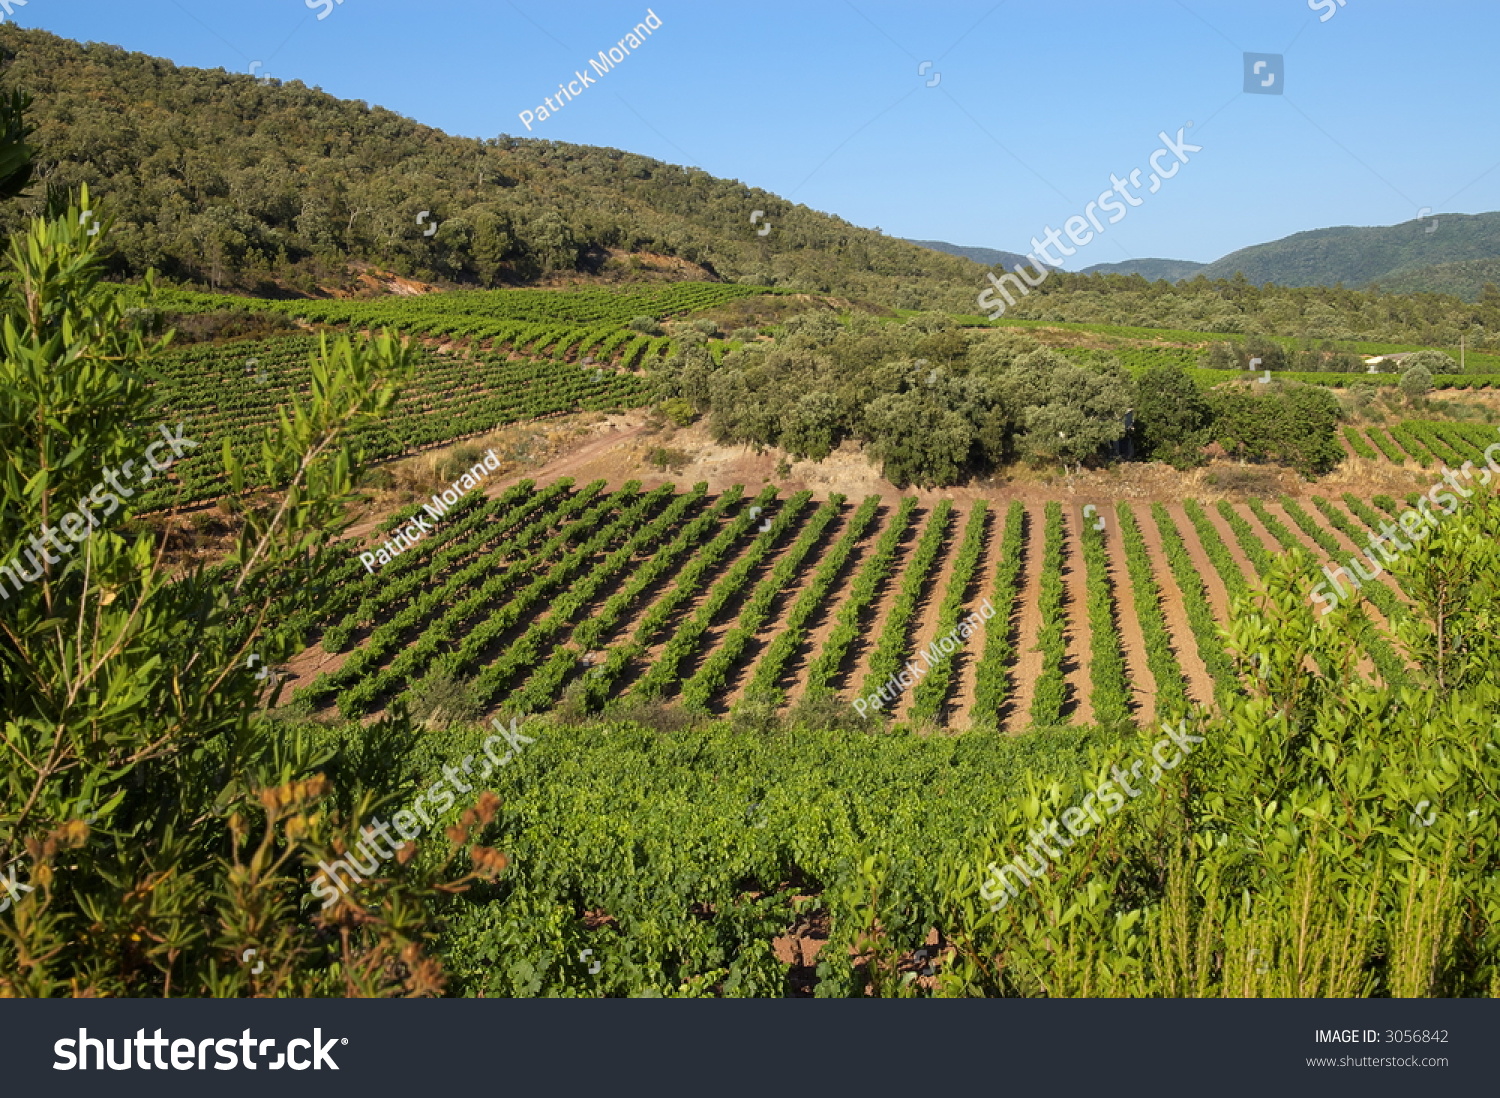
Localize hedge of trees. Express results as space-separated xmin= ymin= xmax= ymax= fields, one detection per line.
xmin=663 ymin=318 xmax=1345 ymax=484
xmin=662 ymin=313 xmax=1136 ymax=487
xmin=1205 ymin=380 xmax=1345 ymax=476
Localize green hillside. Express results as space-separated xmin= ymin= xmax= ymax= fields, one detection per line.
xmin=1197 ymin=212 xmax=1500 ymax=290
xmin=1375 ymin=257 xmax=1500 ymax=300
xmin=0 ymin=26 xmax=981 ymax=308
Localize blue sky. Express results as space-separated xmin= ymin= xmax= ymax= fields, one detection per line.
xmin=18 ymin=0 xmax=1500 ymax=268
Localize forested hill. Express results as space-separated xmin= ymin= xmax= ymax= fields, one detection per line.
xmin=1196 ymin=213 xmax=1500 ymax=294
xmin=0 ymin=26 xmax=981 ymax=306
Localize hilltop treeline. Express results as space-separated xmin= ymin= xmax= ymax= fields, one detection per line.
xmin=0 ymin=27 xmax=978 ymax=304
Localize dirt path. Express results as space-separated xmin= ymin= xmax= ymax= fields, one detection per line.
xmin=493 ymin=416 xmax=650 ymax=494
xmin=1058 ymin=509 xmax=1092 ymax=726
xmin=1001 ymin=503 xmax=1044 ymax=735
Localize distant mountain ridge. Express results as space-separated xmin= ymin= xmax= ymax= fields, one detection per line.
xmin=1196 ymin=213 xmax=1500 ymax=293
xmin=902 ymin=239 xmax=1047 ymax=273
xmin=914 ymin=213 xmax=1500 ymax=300
xmin=1080 ymin=258 xmax=1207 ymax=281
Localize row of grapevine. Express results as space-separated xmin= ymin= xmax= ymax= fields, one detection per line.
xmin=573 ymin=486 xmax=781 ymax=709
xmin=1342 ymin=493 xmax=1400 ymax=532
xmin=137 ymin=334 xmax=655 ymax=510
xmin=323 ymin=481 xmax=604 ymax=676
xmin=300 ymin=481 xmax=604 ymax=706
xmin=740 ymin=495 xmax=884 ymax=708
xmin=856 ymin=501 xmax=953 ymax=709
xmin=322 ymin=481 xmax=576 ymax=651
xmin=1343 ymin=427 xmax=1378 ymax=460
xmin=1214 ymin=500 xmax=1276 ymax=575
xmin=1363 ymin=426 xmax=1408 ymax=464
xmin=1115 ymin=502 xmax=1190 ymax=718
xmin=138 ymin=281 xmax=769 ymax=329
xmin=337 ymin=483 xmax=665 ymax=716
xmin=1310 ymin=497 xmax=1418 ymax=656
xmin=1439 ymin=419 xmax=1500 ymax=455
xmin=968 ymin=502 xmax=1027 ymax=726
xmin=1028 ymin=502 xmax=1068 ymax=727
xmin=1347 ymin=422 xmax=1491 ymax=469
xmin=1181 ymin=500 xmax=1249 ymax=601
xmin=1080 ymin=506 xmax=1129 ymax=726
xmin=1274 ymin=496 xmax=1344 ymax=558
xmin=559 ymin=486 xmax=779 ymax=706
xmin=909 ymin=502 xmax=989 ymax=723
xmin=442 ymin=484 xmax=710 ymax=708
xmin=1328 ymin=493 xmax=1429 ymax=613
xmin=349 ymin=485 xmax=614 ymax=656
xmin=1245 ymin=498 xmax=1408 ymax=686
xmin=1409 ymin=422 xmax=1466 ymax=466
xmin=508 ymin=488 xmax=749 ymax=712
xmin=459 ymin=485 xmax=691 ymax=709
xmin=677 ymin=496 xmax=847 ymax=711
xmin=803 ymin=498 xmax=919 ymax=697
xmin=1387 ymin=423 xmax=1435 ymax=466
xmin=1149 ymin=504 xmax=1239 ymax=702
xmin=631 ymin=492 xmax=819 ymax=700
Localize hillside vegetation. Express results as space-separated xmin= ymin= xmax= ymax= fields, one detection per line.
xmin=1197 ymin=212 xmax=1500 ymax=290
xmin=994 ymin=270 xmax=1500 ymax=349
xmin=0 ymin=26 xmax=980 ymax=306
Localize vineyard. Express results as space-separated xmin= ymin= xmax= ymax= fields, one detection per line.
xmin=132 ymin=334 xmax=653 ymax=509
xmin=111 ymin=282 xmax=801 ymax=508
xmin=115 ymin=276 xmax=1500 ymax=723
xmin=116 ymin=275 xmax=1500 ymax=514
xmin=277 ymin=420 xmax=1500 ymax=729
xmin=13 ymin=30 xmax=1500 ymax=1012
xmin=1341 ymin=418 xmax=1500 ymax=467
xmin=130 ymin=281 xmax=773 ymax=374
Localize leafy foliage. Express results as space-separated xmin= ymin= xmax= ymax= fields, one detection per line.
xmin=0 ymin=26 xmax=981 ymax=305
xmin=1206 ymin=382 xmax=1344 ymax=476
xmin=0 ymin=191 xmax=500 ymax=996
xmin=1029 ymin=502 xmax=1068 ymax=726
xmin=1135 ymin=364 xmax=1211 ymax=468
